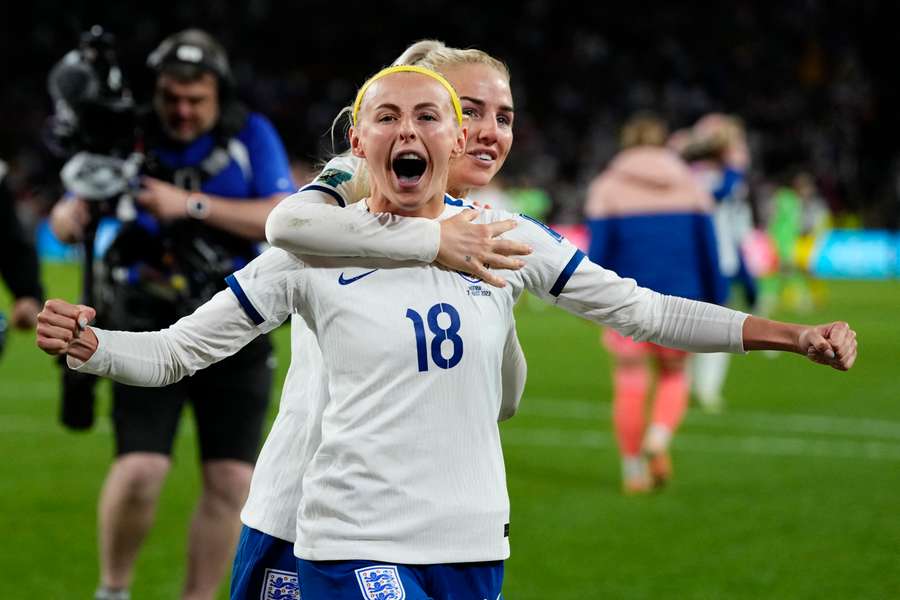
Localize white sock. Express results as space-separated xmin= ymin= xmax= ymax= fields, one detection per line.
xmin=692 ymin=352 xmax=730 ymax=408
xmin=95 ymin=587 xmax=130 ymax=600
xmin=622 ymin=456 xmax=648 ymax=480
xmin=643 ymin=423 xmax=672 ymax=455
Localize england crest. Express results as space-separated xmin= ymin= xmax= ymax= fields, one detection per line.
xmin=261 ymin=568 xmax=299 ymax=600
xmin=355 ymin=565 xmax=406 ymax=600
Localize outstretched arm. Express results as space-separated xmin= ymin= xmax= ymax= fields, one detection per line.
xmin=552 ymin=258 xmax=856 ymax=370
xmin=509 ymin=215 xmax=857 ymax=371
xmin=36 ymin=291 xmax=263 ymax=386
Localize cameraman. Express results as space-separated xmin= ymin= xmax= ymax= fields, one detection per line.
xmin=49 ymin=30 xmax=293 ymax=600
xmin=0 ymin=160 xmax=43 ymax=335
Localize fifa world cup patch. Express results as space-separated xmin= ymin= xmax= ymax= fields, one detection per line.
xmin=315 ymin=168 xmax=352 ymax=189
xmin=355 ymin=565 xmax=406 ymax=600
xmin=262 ymin=568 xmax=299 ymax=600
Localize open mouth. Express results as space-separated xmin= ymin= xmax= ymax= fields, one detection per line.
xmin=392 ymin=152 xmax=427 ymax=186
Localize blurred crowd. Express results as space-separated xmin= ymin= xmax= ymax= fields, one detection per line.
xmin=2 ymin=0 xmax=898 ymax=232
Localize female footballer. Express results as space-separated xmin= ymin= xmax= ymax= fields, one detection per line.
xmin=39 ymin=67 xmax=856 ymax=599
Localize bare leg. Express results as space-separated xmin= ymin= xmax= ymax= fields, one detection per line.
xmin=182 ymin=459 xmax=252 ymax=600
xmin=98 ymin=453 xmax=171 ymax=590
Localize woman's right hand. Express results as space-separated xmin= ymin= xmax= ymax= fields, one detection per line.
xmin=36 ymin=299 xmax=98 ymax=362
xmin=49 ymin=197 xmax=90 ymax=243
xmin=437 ymin=209 xmax=533 ymax=288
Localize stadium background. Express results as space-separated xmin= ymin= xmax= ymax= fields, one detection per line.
xmin=1 ymin=1 xmax=898 ymax=598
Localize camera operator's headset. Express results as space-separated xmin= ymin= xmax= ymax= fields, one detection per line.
xmin=146 ymin=29 xmax=234 ymax=95
xmin=145 ymin=30 xmax=247 ymax=137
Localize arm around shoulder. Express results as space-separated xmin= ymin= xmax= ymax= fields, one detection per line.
xmin=266 ymin=192 xmax=441 ymax=262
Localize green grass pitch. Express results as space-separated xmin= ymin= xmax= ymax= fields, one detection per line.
xmin=1 ymin=263 xmax=898 ymax=599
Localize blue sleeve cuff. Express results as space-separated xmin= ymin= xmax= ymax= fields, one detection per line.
xmin=225 ymin=274 xmax=265 ymax=326
xmin=300 ymin=184 xmax=347 ymax=207
xmin=549 ymin=249 xmax=586 ymax=297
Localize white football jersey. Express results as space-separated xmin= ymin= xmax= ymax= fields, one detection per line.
xmin=229 ymin=199 xmax=747 ymax=563
xmin=233 ymin=203 xmax=515 ymax=563
xmin=72 ymin=194 xmax=745 ymax=562
xmin=246 ymin=158 xmax=527 ymax=543
xmin=239 ymin=315 xmax=327 ymax=541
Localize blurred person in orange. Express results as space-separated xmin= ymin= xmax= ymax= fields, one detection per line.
xmin=585 ymin=113 xmax=727 ymax=493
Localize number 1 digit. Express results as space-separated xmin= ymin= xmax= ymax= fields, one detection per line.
xmin=405 ymin=308 xmax=428 ymax=372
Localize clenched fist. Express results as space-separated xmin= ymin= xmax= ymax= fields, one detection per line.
xmin=798 ymin=321 xmax=858 ymax=371
xmin=35 ymin=299 xmax=99 ymax=363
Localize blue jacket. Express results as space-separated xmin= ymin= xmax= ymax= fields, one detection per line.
xmin=584 ymin=146 xmax=727 ymax=304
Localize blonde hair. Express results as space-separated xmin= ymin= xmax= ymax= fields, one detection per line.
xmin=330 ymin=40 xmax=510 ymax=151
xmin=324 ymin=40 xmax=509 ymax=197
xmin=393 ymin=39 xmax=510 ymax=82
xmin=692 ymin=113 xmax=746 ymax=151
xmin=620 ymin=113 xmax=669 ymax=149
xmin=351 ymin=65 xmax=463 ymax=126
xmin=678 ymin=113 xmax=747 ymax=163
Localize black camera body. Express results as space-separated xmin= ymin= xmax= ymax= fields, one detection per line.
xmin=47 ymin=26 xmax=139 ymax=430
xmin=48 ymin=26 xmax=137 ymax=158
xmin=48 ymin=25 xmax=144 ymax=227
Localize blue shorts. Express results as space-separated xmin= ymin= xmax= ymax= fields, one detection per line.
xmin=296 ymin=558 xmax=504 ymax=600
xmin=231 ymin=526 xmax=299 ymax=599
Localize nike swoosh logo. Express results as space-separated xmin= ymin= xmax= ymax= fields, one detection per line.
xmin=338 ymin=269 xmax=379 ymax=285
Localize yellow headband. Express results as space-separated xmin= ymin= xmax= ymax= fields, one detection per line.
xmin=351 ymin=65 xmax=463 ymax=127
